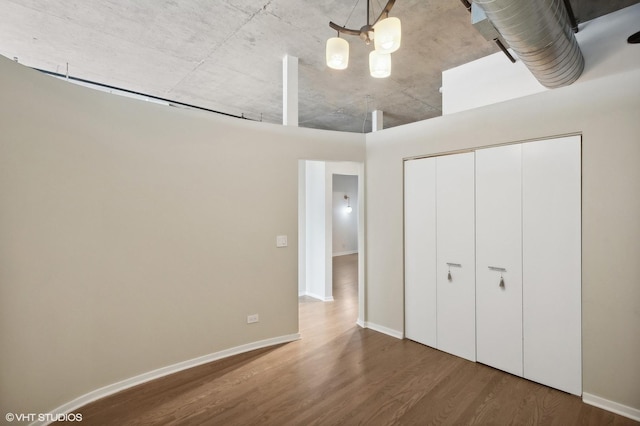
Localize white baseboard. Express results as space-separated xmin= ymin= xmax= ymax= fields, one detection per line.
xmin=332 ymin=250 xmax=358 ymax=257
xmin=356 ymin=318 xmax=365 ymax=328
xmin=583 ymin=392 xmax=640 ymax=422
xmin=363 ymin=321 xmax=404 ymax=339
xmin=304 ymin=292 xmax=334 ymax=302
xmin=33 ymin=333 xmax=301 ymax=426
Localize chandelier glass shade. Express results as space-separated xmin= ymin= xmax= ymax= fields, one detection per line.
xmin=373 ymin=17 xmax=401 ymax=53
xmin=326 ymin=0 xmax=401 ymax=78
xmin=369 ymin=50 xmax=391 ymax=78
xmin=326 ymin=37 xmax=349 ymax=70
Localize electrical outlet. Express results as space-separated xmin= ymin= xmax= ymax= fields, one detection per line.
xmin=247 ymin=314 xmax=259 ymax=324
xmin=276 ymin=235 xmax=288 ymax=247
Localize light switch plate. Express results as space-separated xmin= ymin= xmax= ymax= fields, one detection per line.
xmin=276 ymin=235 xmax=288 ymax=247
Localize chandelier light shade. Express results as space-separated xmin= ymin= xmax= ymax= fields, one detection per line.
xmin=326 ymin=37 xmax=349 ymax=70
xmin=374 ymin=17 xmax=401 ymax=53
xmin=369 ymin=50 xmax=391 ymax=78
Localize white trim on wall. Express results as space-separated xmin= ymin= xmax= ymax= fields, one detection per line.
xmin=356 ymin=162 xmax=366 ymax=328
xmin=33 ymin=333 xmax=300 ymax=426
xmin=332 ymin=250 xmax=358 ymax=257
xmin=364 ymin=322 xmax=404 ymax=339
xmin=583 ymin=393 xmax=640 ymax=422
xmin=303 ymin=292 xmax=335 ymax=302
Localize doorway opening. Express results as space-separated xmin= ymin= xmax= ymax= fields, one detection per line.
xmin=298 ymin=160 xmax=365 ymax=328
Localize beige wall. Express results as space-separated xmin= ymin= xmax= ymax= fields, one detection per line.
xmin=0 ymin=56 xmax=365 ymax=415
xmin=365 ymin=61 xmax=640 ymax=414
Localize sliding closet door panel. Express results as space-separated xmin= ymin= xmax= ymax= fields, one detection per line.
xmin=436 ymin=152 xmax=476 ymax=361
xmin=476 ymin=144 xmax=523 ymax=377
xmin=404 ymin=158 xmax=437 ymax=347
xmin=522 ymin=136 xmax=582 ymax=395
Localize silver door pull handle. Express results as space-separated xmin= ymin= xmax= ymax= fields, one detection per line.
xmin=488 ymin=266 xmax=507 ymax=289
xmin=447 ymin=263 xmax=461 ymax=282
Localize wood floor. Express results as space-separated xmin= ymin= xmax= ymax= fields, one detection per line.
xmin=62 ymin=254 xmax=637 ymax=425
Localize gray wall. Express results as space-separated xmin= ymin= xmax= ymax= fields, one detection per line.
xmin=0 ymin=56 xmax=365 ymax=415
xmin=364 ymin=8 xmax=640 ymax=409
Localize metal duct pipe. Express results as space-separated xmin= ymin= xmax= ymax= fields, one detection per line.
xmin=473 ymin=0 xmax=584 ymax=88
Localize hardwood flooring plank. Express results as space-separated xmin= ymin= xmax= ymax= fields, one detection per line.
xmin=55 ymin=254 xmax=638 ymax=425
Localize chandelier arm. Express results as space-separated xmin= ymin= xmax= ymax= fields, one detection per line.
xmin=329 ymin=21 xmax=362 ymax=37
xmin=372 ymin=0 xmax=396 ymax=25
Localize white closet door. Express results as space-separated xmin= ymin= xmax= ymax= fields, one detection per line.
xmin=436 ymin=152 xmax=476 ymax=361
xmin=476 ymin=144 xmax=523 ymax=377
xmin=522 ymin=136 xmax=582 ymax=395
xmin=404 ymin=158 xmax=437 ymax=346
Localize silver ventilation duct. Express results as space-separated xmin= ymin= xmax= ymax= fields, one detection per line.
xmin=473 ymin=0 xmax=584 ymax=88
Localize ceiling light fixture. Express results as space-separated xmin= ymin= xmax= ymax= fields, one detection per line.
xmin=369 ymin=50 xmax=391 ymax=78
xmin=326 ymin=0 xmax=401 ymax=78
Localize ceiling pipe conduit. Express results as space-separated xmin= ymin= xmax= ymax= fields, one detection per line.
xmin=472 ymin=0 xmax=584 ymax=88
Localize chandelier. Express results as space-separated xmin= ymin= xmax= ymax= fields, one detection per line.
xmin=326 ymin=0 xmax=401 ymax=78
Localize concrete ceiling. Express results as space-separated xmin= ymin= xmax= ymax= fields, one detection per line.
xmin=0 ymin=0 xmax=637 ymax=133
